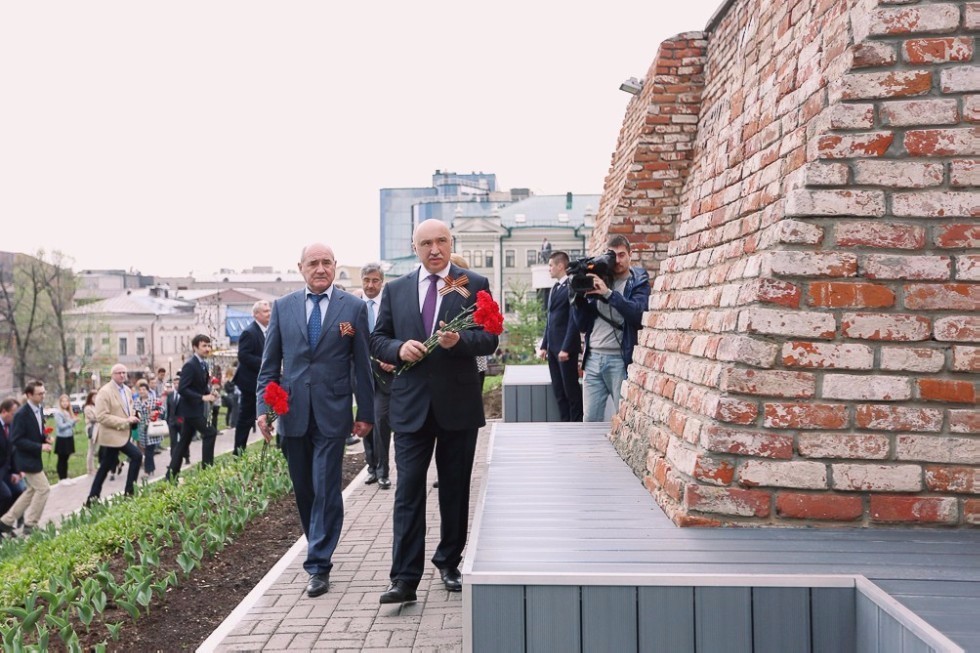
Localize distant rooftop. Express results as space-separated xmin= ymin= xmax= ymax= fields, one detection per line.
xmin=66 ymin=288 xmax=194 ymax=316
xmin=496 ymin=194 xmax=600 ymax=228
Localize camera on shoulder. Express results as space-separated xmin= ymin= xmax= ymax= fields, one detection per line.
xmin=567 ymin=250 xmax=616 ymax=295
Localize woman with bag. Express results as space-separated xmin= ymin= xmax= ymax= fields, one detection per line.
xmin=53 ymin=394 xmax=78 ymax=481
xmin=134 ymin=380 xmax=165 ymax=477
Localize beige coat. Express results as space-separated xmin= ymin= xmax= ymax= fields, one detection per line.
xmin=94 ymin=381 xmax=135 ymax=448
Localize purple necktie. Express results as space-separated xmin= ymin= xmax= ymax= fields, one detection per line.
xmin=421 ymin=274 xmax=439 ymax=336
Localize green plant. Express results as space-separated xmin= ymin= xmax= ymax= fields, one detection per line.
xmin=502 ymin=280 xmax=546 ymax=362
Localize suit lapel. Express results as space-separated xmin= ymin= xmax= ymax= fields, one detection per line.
xmin=436 ymin=264 xmax=467 ymax=329
xmin=318 ymin=289 xmax=345 ymax=350
xmin=409 ymin=269 xmax=426 ymax=339
xmin=291 ymin=290 xmax=310 ymax=350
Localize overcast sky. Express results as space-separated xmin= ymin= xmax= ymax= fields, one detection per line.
xmin=0 ymin=1 xmax=721 ymax=277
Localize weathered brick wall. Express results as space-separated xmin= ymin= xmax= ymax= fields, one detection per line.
xmin=598 ymin=0 xmax=979 ymax=527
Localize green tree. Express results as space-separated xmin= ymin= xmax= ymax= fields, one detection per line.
xmin=502 ymin=281 xmax=545 ymax=363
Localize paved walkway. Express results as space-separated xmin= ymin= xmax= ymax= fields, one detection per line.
xmin=200 ymin=424 xmax=493 ymax=653
xmin=37 ymin=425 xmax=271 ymax=528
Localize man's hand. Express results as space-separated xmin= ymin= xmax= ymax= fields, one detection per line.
xmin=378 ymin=361 xmax=396 ymax=373
xmin=585 ymin=274 xmax=610 ymax=297
xmin=203 ymin=393 xmax=216 ymax=403
xmin=41 ymin=443 xmax=52 ymax=453
xmin=436 ymin=321 xmax=460 ymax=349
xmin=399 ymin=339 xmax=428 ymax=362
xmin=257 ymin=414 xmax=273 ymax=442
xmin=352 ymin=421 xmax=372 ymax=438
xmin=558 ymin=350 xmax=570 ymax=362
xmin=537 ymin=349 xmax=547 ymax=360
xmin=128 ymin=415 xmax=140 ymax=425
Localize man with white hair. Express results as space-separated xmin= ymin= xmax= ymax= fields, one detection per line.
xmin=86 ymin=364 xmax=143 ymax=504
xmin=232 ymin=299 xmax=271 ymax=454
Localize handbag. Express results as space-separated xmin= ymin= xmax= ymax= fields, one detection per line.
xmin=146 ymin=420 xmax=170 ymax=437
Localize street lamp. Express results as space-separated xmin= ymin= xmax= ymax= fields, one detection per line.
xmin=168 ymin=357 xmax=173 ymax=383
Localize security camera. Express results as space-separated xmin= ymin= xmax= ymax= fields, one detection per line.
xmin=619 ymin=77 xmax=643 ymax=95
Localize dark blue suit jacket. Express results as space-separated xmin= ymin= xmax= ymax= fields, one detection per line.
xmin=10 ymin=403 xmax=46 ymax=474
xmin=176 ymin=355 xmax=211 ymax=419
xmin=371 ymin=265 xmax=498 ymax=434
xmin=0 ymin=422 xmax=14 ymax=478
xmin=233 ymin=320 xmax=265 ymax=396
xmin=541 ymin=280 xmax=580 ymax=356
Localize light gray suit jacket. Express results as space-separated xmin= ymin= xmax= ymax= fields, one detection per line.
xmin=257 ymin=286 xmax=374 ymax=438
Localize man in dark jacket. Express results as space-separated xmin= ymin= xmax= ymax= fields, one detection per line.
xmin=165 ymin=335 xmax=218 ymax=480
xmin=0 ymin=381 xmax=52 ymax=536
xmin=0 ymin=398 xmax=24 ymax=519
xmin=571 ymin=235 xmax=651 ymax=422
xmin=538 ymin=250 xmax=582 ymax=421
xmin=232 ymin=300 xmax=270 ymax=454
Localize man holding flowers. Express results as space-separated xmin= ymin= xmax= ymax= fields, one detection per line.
xmin=257 ymin=242 xmax=374 ymax=598
xmin=370 ymin=219 xmax=501 ymax=604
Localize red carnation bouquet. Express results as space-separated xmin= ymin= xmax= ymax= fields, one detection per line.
xmin=263 ymin=381 xmax=290 ymax=426
xmin=397 ymin=290 xmax=504 ymax=375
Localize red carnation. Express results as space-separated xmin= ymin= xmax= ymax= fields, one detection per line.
xmin=43 ymin=426 xmax=53 ymax=436
xmin=263 ymin=381 xmax=290 ymax=425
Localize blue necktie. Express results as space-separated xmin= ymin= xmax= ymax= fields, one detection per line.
xmin=366 ymin=299 xmax=376 ymax=332
xmin=308 ymin=293 xmax=326 ymax=347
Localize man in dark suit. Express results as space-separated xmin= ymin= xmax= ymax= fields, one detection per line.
xmin=165 ymin=335 xmax=218 ymax=481
xmin=0 ymin=398 xmax=24 ymax=520
xmin=257 ymin=242 xmax=373 ymax=598
xmin=164 ymin=375 xmax=186 ymax=464
xmin=371 ymin=219 xmax=499 ymax=603
xmin=360 ymin=263 xmax=394 ymax=489
xmin=0 ymin=381 xmax=52 ymax=536
xmin=537 ymin=251 xmax=583 ymax=421
xmin=232 ymin=300 xmax=270 ymax=455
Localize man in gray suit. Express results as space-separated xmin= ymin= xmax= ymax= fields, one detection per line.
xmin=257 ymin=242 xmax=374 ymax=598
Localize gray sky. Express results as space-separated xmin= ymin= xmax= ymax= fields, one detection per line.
xmin=1 ymin=1 xmax=721 ymax=277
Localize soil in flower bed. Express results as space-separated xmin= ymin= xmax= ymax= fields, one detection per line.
xmin=74 ymin=452 xmax=365 ymax=653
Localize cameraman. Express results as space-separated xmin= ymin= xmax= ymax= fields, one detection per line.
xmin=571 ymin=235 xmax=650 ymax=422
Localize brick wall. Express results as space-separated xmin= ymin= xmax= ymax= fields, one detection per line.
xmin=597 ymin=0 xmax=978 ymax=527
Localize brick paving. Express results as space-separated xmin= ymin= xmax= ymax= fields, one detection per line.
xmin=202 ymin=425 xmax=492 ymax=653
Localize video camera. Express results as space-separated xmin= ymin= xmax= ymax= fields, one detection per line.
xmin=567 ymin=250 xmax=616 ymax=295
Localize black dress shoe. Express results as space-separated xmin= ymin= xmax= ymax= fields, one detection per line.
xmin=440 ymin=567 xmax=462 ymax=592
xmin=379 ymin=580 xmax=417 ymax=604
xmin=0 ymin=521 xmax=13 ymax=536
xmin=378 ymin=477 xmax=391 ymax=490
xmin=345 ymin=435 xmax=359 ymax=446
xmin=365 ymin=473 xmax=378 ymax=485
xmin=306 ymin=572 xmax=329 ymax=597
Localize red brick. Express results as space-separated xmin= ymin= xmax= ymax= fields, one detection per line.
xmin=841 ymin=71 xmax=932 ymax=100
xmin=684 ymin=484 xmax=771 ymax=518
xmin=870 ymin=496 xmax=958 ymax=524
xmin=776 ymin=493 xmax=864 ymax=521
xmin=967 ymin=499 xmax=980 ymax=526
xmin=740 ymin=460 xmax=828 ymax=489
xmin=766 ymin=251 xmax=858 ymax=278
xmin=925 ymin=466 xmax=976 ymax=494
xmin=935 ymin=224 xmax=980 ymax=249
xmin=905 ymin=284 xmax=980 ymax=311
xmin=850 ymin=42 xmax=897 ymax=68
xmin=934 ymin=316 xmax=980 ymax=342
xmin=969 ymin=3 xmax=980 ymax=30
xmin=950 ymin=160 xmax=978 ymax=188
xmin=851 ymin=160 xmax=945 ymax=187
xmin=700 ymin=426 xmax=794 ymax=460
xmin=905 ymin=129 xmax=980 ymax=157
xmin=740 ymin=279 xmax=802 ymax=308
xmin=721 ymin=369 xmax=816 ymax=398
xmin=764 ymin=403 xmax=849 ymax=429
xmin=917 ymin=379 xmax=977 ymax=404
xmin=798 ymin=433 xmax=890 ymax=460
xmin=868 ymin=4 xmax=960 ymax=36
xmin=880 ymin=99 xmax=960 ymax=128
xmin=957 ymin=255 xmax=979 ymax=282
xmin=880 ymin=347 xmax=946 ymax=373
xmin=855 ymin=404 xmax=943 ymax=431
xmin=828 ymin=105 xmax=875 ymax=131
xmin=710 ymin=396 xmax=760 ymax=425
xmin=892 ymin=191 xmax=976 ymax=218
xmin=953 ymin=346 xmax=980 ymax=372
xmin=785 ymin=189 xmax=885 ymax=217
xmin=808 ymin=282 xmax=896 ymax=308
xmin=864 ymin=255 xmax=951 ymax=281
xmin=833 ymin=463 xmax=922 ymax=492
xmin=896 ymin=434 xmax=980 ymax=464
xmin=739 ymin=307 xmax=837 ymax=339
xmin=842 ymin=313 xmax=931 ymax=341
xmin=949 ymin=409 xmax=980 ymax=434
xmin=816 ymin=132 xmax=895 ymax=158
xmin=824 ymin=374 xmax=911 ymax=401
xmin=781 ymin=342 xmax=874 ymax=370
xmin=903 ymin=37 xmax=974 ymax=63
xmin=941 ymin=67 xmax=980 ymax=94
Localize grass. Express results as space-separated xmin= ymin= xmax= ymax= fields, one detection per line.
xmin=483 ymin=374 xmax=502 ymax=395
xmin=41 ymin=419 xmax=95 ymax=485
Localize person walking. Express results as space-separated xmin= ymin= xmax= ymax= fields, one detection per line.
xmin=133 ymin=380 xmax=162 ymax=478
xmin=82 ymin=391 xmax=99 ymax=475
xmin=86 ymin=365 xmax=143 ymax=504
xmin=0 ymin=398 xmax=25 ymax=522
xmin=537 ymin=251 xmax=583 ymax=422
xmin=360 ymin=263 xmax=394 ymax=490
xmin=53 ymin=394 xmax=78 ymax=481
xmin=370 ymin=219 xmax=498 ymax=603
xmin=0 ymin=381 xmax=53 ymax=537
xmin=233 ymin=300 xmax=270 ymax=454
xmin=257 ymin=242 xmax=373 ymax=598
xmin=166 ymin=336 xmax=218 ymax=481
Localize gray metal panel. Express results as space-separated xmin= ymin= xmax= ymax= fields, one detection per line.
xmin=504 ymin=385 xmax=518 ymax=422
xmin=638 ymin=586 xmax=695 ymax=652
xmin=582 ymin=586 xmax=637 ymax=652
xmin=856 ymin=592 xmax=879 ymax=653
xmin=752 ymin=587 xmax=811 ymax=653
xmin=471 ymin=585 xmax=525 ymax=653
xmin=812 ymin=587 xmax=856 ymax=653
xmin=530 ymin=384 xmax=549 ymax=422
xmin=695 ymin=587 xmax=752 ymax=653
xmin=526 ymin=585 xmax=580 ymax=653
xmin=879 ymin=611 xmax=904 ymax=653
xmin=517 ymin=385 xmax=532 ymax=422
xmin=901 ymin=631 xmax=934 ymax=653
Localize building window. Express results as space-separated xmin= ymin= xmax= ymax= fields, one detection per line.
xmin=525 ymin=250 xmax=537 ymax=267
xmin=568 ymin=250 xmax=583 ymax=260
xmin=505 ymin=250 xmax=515 ymax=268
xmin=462 ymin=250 xmax=471 ymax=266
xmin=84 ymin=338 xmax=93 ymax=356
xmin=102 ymin=336 xmax=110 ymax=346
xmin=473 ymin=251 xmax=484 ymax=268
xmin=67 ymin=339 xmax=76 ymax=357
xmin=485 ymin=250 xmax=494 ymax=267
xmin=119 ymin=337 xmax=128 ymax=356
xmin=137 ymin=337 xmax=145 ymax=356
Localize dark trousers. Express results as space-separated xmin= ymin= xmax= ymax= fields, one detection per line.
xmin=88 ymin=441 xmax=142 ymax=499
xmin=167 ymin=421 xmax=179 ymax=450
xmin=390 ymin=407 xmax=479 ymax=586
xmin=281 ymin=412 xmax=345 ymax=575
xmin=143 ymin=443 xmax=157 ymax=474
xmin=363 ymin=391 xmax=391 ymax=478
xmin=166 ymin=415 xmax=215 ymax=480
xmin=233 ymin=393 xmax=257 ymax=455
xmin=547 ymin=351 xmax=583 ymax=422
xmin=0 ymin=478 xmax=14 ymax=515
xmin=56 ymin=453 xmax=71 ymax=480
